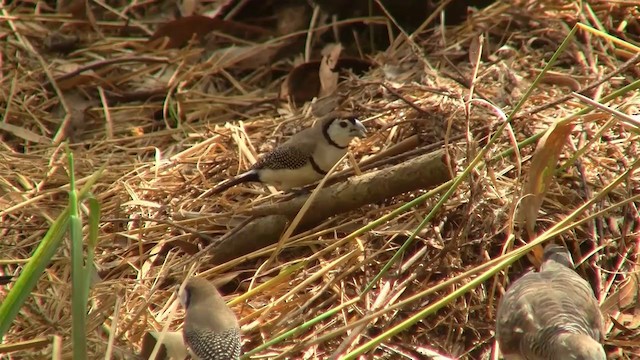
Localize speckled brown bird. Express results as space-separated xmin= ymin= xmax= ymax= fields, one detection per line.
xmin=211 ymin=112 xmax=366 ymax=194
xmin=178 ymin=277 xmax=241 ymax=360
xmin=495 ymin=243 xmax=606 ymax=360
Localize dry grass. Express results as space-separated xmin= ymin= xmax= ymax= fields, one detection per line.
xmin=1 ymin=0 xmax=639 ymax=359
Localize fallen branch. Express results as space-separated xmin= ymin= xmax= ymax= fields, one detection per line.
xmin=209 ymin=215 xmax=289 ymax=264
xmin=209 ymin=149 xmax=451 ymax=264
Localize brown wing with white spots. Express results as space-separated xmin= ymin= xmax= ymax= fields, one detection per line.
xmin=252 ymin=131 xmax=318 ymax=170
xmin=184 ymin=328 xmax=241 ymax=360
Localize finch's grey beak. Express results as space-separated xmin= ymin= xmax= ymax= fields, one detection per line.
xmin=353 ymin=119 xmax=367 ymax=138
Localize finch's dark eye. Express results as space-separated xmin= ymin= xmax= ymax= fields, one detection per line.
xmin=339 ymin=121 xmax=348 ymax=128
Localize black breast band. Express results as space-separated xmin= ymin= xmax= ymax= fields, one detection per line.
xmin=309 ymin=157 xmax=328 ymax=175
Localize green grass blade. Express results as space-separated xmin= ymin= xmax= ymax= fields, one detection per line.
xmin=0 ymin=211 xmax=71 ymax=337
xmin=70 ymin=213 xmax=87 ymax=359
xmin=67 ymin=148 xmax=88 ymax=359
xmin=0 ymin=160 xmax=105 ymax=338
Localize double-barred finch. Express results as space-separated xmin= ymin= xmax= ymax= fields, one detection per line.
xmin=211 ymin=112 xmax=367 ymax=194
xmin=178 ymin=277 xmax=241 ymax=360
xmin=496 ymin=244 xmax=606 ymax=360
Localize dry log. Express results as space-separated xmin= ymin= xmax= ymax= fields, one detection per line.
xmin=209 ymin=149 xmax=451 ymax=264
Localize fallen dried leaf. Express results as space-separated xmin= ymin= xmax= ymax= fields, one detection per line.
xmin=57 ymin=90 xmax=95 ymax=143
xmin=319 ymin=43 xmax=343 ymax=97
xmin=468 ymin=34 xmax=483 ymax=66
xmin=517 ymin=119 xmax=576 ymax=237
xmin=0 ymin=121 xmax=49 ymax=144
xmin=280 ymin=57 xmax=373 ymax=105
xmin=59 ymin=74 xmax=103 ymax=91
xmin=52 ymin=61 xmax=104 ymax=90
xmin=601 ymin=273 xmax=639 ymax=316
xmin=43 ymin=32 xmax=80 ymax=54
xmin=541 ymin=72 xmax=581 ymax=91
xmin=148 ymin=15 xmax=269 ymax=49
xmin=204 ymin=42 xmax=284 ymax=70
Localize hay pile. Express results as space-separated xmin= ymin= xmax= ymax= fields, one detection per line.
xmin=1 ymin=0 xmax=638 ymax=359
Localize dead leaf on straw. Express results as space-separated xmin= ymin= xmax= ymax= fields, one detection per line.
xmin=468 ymin=34 xmax=483 ymax=66
xmin=148 ymin=15 xmax=270 ymax=49
xmin=517 ymin=119 xmax=576 ymax=238
xmin=279 ymin=61 xmax=321 ymax=104
xmin=541 ymin=72 xmax=581 ymax=91
xmin=52 ymin=61 xmax=103 ymax=90
xmin=58 ymin=74 xmax=101 ymax=91
xmin=0 ymin=121 xmax=49 ymax=144
xmin=57 ymin=90 xmax=95 ymax=142
xmin=204 ymin=43 xmax=283 ymax=70
xmin=43 ymin=32 xmax=80 ymax=54
xmin=601 ymin=273 xmax=639 ymax=317
xmin=319 ymin=43 xmax=343 ymax=98
xmin=280 ymin=57 xmax=373 ymax=105
xmin=148 ymin=15 xmax=217 ymax=48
